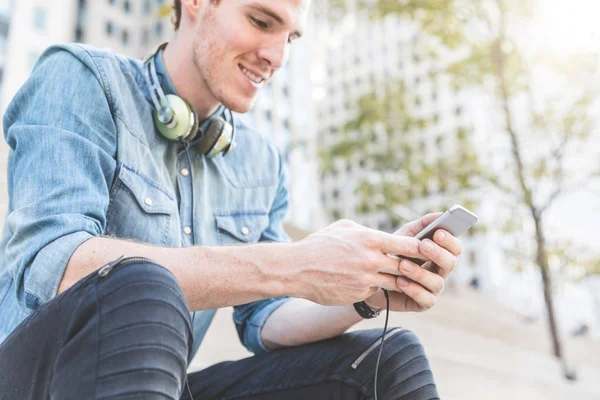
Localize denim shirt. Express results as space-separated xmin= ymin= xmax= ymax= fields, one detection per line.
xmin=0 ymin=43 xmax=292 ymax=357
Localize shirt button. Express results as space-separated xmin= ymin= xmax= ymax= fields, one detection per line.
xmin=241 ymin=226 xmax=249 ymax=236
xmin=183 ymin=226 xmax=192 ymax=235
xmin=144 ymin=198 xmax=153 ymax=206
xmin=181 ymin=168 xmax=189 ymax=177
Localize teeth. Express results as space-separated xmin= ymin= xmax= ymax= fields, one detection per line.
xmin=241 ymin=66 xmax=264 ymax=84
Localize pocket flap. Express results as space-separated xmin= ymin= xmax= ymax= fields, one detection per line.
xmin=215 ymin=213 xmax=269 ymax=243
xmin=118 ymin=165 xmax=175 ymax=215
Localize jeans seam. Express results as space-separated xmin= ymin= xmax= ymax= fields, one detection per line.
xmin=98 ymin=343 xmax=187 ymax=366
xmin=97 ymin=389 xmax=174 ymax=400
xmin=376 ymin=342 xmax=422 ymax=372
xmin=100 ymin=299 xmax=192 ymax=335
xmin=101 ymin=321 xmax=188 ymax=348
xmin=101 ymin=279 xmax=186 ymax=305
xmin=388 ymin=369 xmax=434 ymax=397
xmin=397 ymin=381 xmax=438 ymax=400
xmin=222 ymin=375 xmax=370 ymax=400
xmin=97 ymin=366 xmax=179 ymax=385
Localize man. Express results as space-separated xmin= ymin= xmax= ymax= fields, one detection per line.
xmin=0 ymin=0 xmax=462 ymax=398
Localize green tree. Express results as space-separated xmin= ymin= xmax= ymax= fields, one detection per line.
xmin=327 ymin=0 xmax=600 ymax=379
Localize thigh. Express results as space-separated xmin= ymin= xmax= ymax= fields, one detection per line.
xmin=0 ymin=270 xmax=98 ymax=399
xmin=183 ymin=327 xmax=438 ymax=400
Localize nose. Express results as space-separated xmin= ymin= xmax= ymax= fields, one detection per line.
xmin=257 ymin=35 xmax=290 ymax=71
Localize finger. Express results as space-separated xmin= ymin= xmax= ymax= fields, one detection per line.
xmin=373 ymin=273 xmax=406 ymax=292
xmin=377 ymin=232 xmax=425 ymax=261
xmin=384 ymin=290 xmax=433 ymax=313
xmin=393 ymin=212 xmax=442 ymax=236
xmin=397 ymin=258 xmax=445 ymax=295
xmin=419 ymin=239 xmax=457 ymax=280
xmin=395 ymin=276 xmax=437 ymax=311
xmin=379 ymin=253 xmax=425 ymax=274
xmin=432 ymin=229 xmax=463 ymax=257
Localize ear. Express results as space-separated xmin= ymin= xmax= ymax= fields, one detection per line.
xmin=180 ymin=0 xmax=202 ymax=21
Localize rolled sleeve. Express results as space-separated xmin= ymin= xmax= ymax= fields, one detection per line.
xmin=23 ymin=231 xmax=94 ymax=309
xmin=233 ymin=296 xmax=291 ymax=354
xmin=2 ymin=46 xmax=117 ymax=310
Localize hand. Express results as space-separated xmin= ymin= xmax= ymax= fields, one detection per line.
xmin=290 ymin=219 xmax=429 ymax=306
xmin=364 ymin=213 xmax=463 ymax=312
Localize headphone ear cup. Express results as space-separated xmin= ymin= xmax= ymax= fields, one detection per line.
xmin=194 ymin=117 xmax=234 ymax=158
xmin=154 ymin=94 xmax=197 ymax=141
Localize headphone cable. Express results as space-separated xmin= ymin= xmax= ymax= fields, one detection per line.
xmin=374 ymin=288 xmax=390 ymax=400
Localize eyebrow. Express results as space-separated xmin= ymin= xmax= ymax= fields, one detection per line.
xmin=246 ymin=4 xmax=304 ymax=38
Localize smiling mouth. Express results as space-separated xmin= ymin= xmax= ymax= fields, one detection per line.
xmin=239 ymin=64 xmax=266 ymax=85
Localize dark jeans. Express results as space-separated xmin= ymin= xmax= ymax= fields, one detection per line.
xmin=0 ymin=259 xmax=439 ymax=400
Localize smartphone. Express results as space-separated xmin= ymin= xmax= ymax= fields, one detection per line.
xmin=389 ymin=205 xmax=478 ymax=265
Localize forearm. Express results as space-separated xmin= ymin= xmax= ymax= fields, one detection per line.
xmin=58 ymin=236 xmax=293 ymax=311
xmin=260 ymin=298 xmax=363 ymax=350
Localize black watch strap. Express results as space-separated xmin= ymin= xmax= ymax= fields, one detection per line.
xmin=353 ymin=301 xmax=381 ymax=319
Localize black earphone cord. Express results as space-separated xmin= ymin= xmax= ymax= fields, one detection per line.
xmin=374 ymin=288 xmax=390 ymax=400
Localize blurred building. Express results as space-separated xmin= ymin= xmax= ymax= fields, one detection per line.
xmin=313 ymin=5 xmax=486 ymax=288
xmin=0 ymin=0 xmax=12 ymax=96
xmin=312 ymin=2 xmax=599 ymax=337
xmin=0 ymin=0 xmax=323 ymax=231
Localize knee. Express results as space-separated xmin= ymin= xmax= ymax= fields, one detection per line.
xmin=92 ymin=261 xmax=193 ymax=398
xmin=377 ymin=329 xmax=438 ymax=399
xmin=98 ymin=259 xmax=192 ymax=343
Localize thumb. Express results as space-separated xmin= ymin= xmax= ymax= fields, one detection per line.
xmin=394 ymin=212 xmax=442 ymax=237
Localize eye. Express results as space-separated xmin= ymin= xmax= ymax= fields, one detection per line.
xmin=250 ymin=16 xmax=269 ymax=30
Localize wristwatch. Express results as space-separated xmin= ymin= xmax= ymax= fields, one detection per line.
xmin=353 ymin=301 xmax=381 ymax=319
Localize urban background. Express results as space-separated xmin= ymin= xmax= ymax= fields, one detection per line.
xmin=0 ymin=0 xmax=598 ymax=399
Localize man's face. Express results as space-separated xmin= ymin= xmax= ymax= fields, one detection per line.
xmin=191 ymin=0 xmax=310 ymax=113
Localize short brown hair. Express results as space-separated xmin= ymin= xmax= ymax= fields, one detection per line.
xmin=172 ymin=0 xmax=221 ymax=31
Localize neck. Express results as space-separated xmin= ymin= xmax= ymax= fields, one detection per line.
xmin=162 ymin=36 xmax=220 ymax=121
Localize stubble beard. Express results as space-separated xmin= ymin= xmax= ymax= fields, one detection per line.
xmin=192 ymin=25 xmax=257 ymax=114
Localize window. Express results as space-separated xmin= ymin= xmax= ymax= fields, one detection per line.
xmin=122 ymin=29 xmax=129 ymax=45
xmin=143 ymin=0 xmax=152 ymax=15
xmin=105 ymin=21 xmax=114 ymax=36
xmin=109 ymin=0 xmax=116 ymax=5
xmin=33 ymin=7 xmax=46 ymax=31
xmin=123 ymin=0 xmax=131 ymax=13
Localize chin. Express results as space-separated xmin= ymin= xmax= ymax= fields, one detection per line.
xmin=222 ymin=96 xmax=257 ymax=114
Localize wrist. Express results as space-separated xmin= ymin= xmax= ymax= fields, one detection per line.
xmin=363 ymin=298 xmax=384 ymax=313
xmin=354 ymin=300 xmax=382 ymax=319
xmin=242 ymin=241 xmax=300 ymax=299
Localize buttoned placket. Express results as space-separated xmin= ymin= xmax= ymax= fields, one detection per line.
xmin=177 ymin=149 xmax=195 ymax=246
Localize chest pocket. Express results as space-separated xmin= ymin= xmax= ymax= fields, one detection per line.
xmin=106 ymin=164 xmax=178 ymax=246
xmin=215 ymin=213 xmax=270 ymax=245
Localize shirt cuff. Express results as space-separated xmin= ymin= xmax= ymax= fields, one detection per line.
xmin=245 ymin=297 xmax=291 ymax=354
xmin=24 ymin=231 xmax=94 ymax=309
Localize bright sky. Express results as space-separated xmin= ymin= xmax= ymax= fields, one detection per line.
xmin=530 ymin=0 xmax=600 ymax=54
